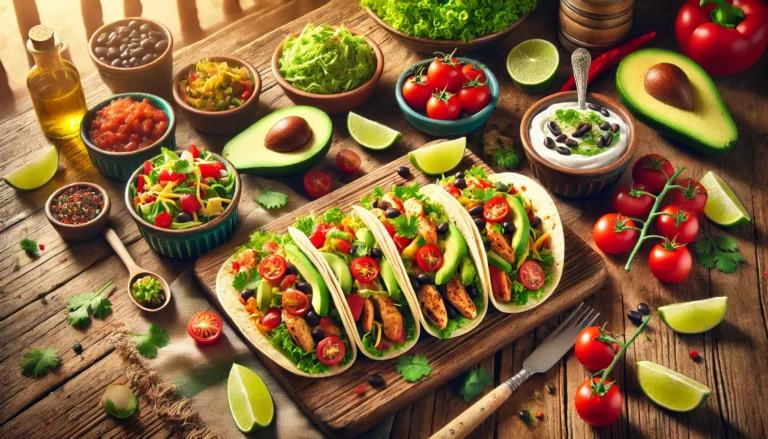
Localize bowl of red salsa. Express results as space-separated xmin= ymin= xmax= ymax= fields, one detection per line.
xmin=81 ymin=92 xmax=176 ymax=181
xmin=45 ymin=182 xmax=111 ymax=241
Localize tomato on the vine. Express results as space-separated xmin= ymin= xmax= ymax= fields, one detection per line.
xmin=483 ymin=197 xmax=510 ymax=223
xmin=458 ymin=78 xmax=490 ymax=114
xmin=575 ymin=377 xmax=623 ymax=427
xmin=593 ymin=214 xmax=639 ymax=254
xmin=664 ymin=178 xmax=708 ymax=215
xmin=649 ymin=242 xmax=692 ymax=283
xmin=427 ymin=50 xmax=462 ymax=91
xmin=632 ymin=154 xmax=674 ymax=194
xmin=656 ymin=205 xmax=699 ymax=244
xmin=350 ymin=257 xmax=380 ymax=283
xmin=187 ymin=311 xmax=222 ymax=344
xmin=461 ymin=63 xmax=486 ymax=83
xmin=426 ymin=89 xmax=460 ymax=120
xmin=282 ymin=289 xmax=310 ymax=316
xmin=416 ymin=245 xmax=444 ymax=272
xmin=259 ymin=254 xmax=287 ymax=282
xmin=518 ymin=260 xmax=546 ymax=290
xmin=304 ymin=170 xmax=332 ymax=199
xmin=402 ymin=67 xmax=432 ymax=110
xmin=317 ymin=336 xmax=346 ymax=366
xmin=611 ymin=182 xmax=654 ymax=218
xmin=574 ymin=326 xmax=618 ymax=371
xmin=336 ymin=149 xmax=361 ymax=173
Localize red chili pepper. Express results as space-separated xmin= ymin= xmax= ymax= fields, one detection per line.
xmin=38 ymin=244 xmax=45 ymax=251
xmin=560 ymin=31 xmax=657 ymax=92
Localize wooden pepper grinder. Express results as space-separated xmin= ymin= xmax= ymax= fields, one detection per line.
xmin=558 ymin=0 xmax=634 ymax=53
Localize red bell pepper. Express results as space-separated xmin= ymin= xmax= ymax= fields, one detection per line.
xmin=676 ymin=0 xmax=768 ymax=76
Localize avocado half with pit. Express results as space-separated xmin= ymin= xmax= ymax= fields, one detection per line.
xmin=616 ymin=49 xmax=737 ymax=156
xmin=222 ymin=106 xmax=332 ymax=175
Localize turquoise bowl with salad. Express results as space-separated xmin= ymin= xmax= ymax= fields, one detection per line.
xmin=125 ymin=146 xmax=241 ymax=258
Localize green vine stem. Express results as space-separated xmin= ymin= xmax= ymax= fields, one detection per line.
xmin=624 ymin=166 xmax=686 ymax=271
xmin=594 ymin=315 xmax=651 ymax=394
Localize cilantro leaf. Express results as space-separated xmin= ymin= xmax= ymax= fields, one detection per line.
xmin=256 ymin=187 xmax=288 ymax=210
xmin=322 ymin=207 xmax=345 ymax=225
xmin=459 ymin=368 xmax=492 ymax=402
xmin=693 ymin=236 xmax=744 ymax=274
xmin=133 ymin=323 xmax=170 ymax=359
xmin=20 ymin=238 xmax=39 ymax=256
xmin=464 ymin=166 xmax=487 ymax=179
xmin=66 ymin=280 xmax=114 ymax=327
xmin=20 ymin=348 xmax=60 ymax=378
xmin=392 ymin=183 xmax=422 ymax=201
xmin=232 ymin=268 xmax=260 ymax=290
xmin=171 ymin=159 xmax=194 ymax=174
xmin=390 ymin=215 xmax=418 ymax=239
xmin=714 ymin=235 xmax=738 ymax=252
xmin=396 ymin=353 xmax=431 ymax=382
xmin=492 ymin=148 xmax=521 ymax=171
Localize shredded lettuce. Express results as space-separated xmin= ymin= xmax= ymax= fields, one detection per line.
xmin=510 ymin=270 xmax=553 ymax=306
xmin=268 ymin=323 xmax=353 ymax=374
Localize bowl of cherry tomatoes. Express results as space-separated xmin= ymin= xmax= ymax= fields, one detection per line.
xmin=396 ymin=54 xmax=499 ymax=136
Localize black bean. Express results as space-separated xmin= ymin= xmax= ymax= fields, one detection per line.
xmin=494 ymin=182 xmax=510 ymax=192
xmin=155 ymin=39 xmax=169 ymax=53
xmin=556 ymin=146 xmax=571 ymax=156
xmin=454 ymin=177 xmax=466 ymax=189
xmin=408 ymin=274 xmax=420 ymax=290
xmin=637 ymin=302 xmax=650 ymax=315
xmin=311 ymin=329 xmax=326 ymax=342
xmin=454 ymin=171 xmax=464 ymax=179
xmin=140 ymin=23 xmax=152 ymax=33
xmin=469 ymin=205 xmax=484 ymax=216
xmin=437 ymin=222 xmax=449 ymax=235
xmin=544 ymin=137 xmax=555 ymax=149
xmin=296 ymin=281 xmax=313 ymax=295
xmin=305 ymin=310 xmax=320 ymax=326
xmin=604 ymin=132 xmax=614 ymax=146
xmin=396 ymin=166 xmax=411 ymax=178
xmin=385 ymin=208 xmax=400 ymax=219
xmin=627 ymin=310 xmax=643 ymax=325
xmin=371 ymin=248 xmax=383 ymax=259
xmin=285 ymin=263 xmax=297 ymax=275
xmin=371 ymin=198 xmax=379 ymax=209
xmin=73 ymin=343 xmax=83 ymax=354
xmin=110 ymin=58 xmax=122 ymax=67
xmin=546 ymin=383 xmax=556 ymax=395
xmin=240 ymin=288 xmax=256 ymax=301
xmin=531 ymin=216 xmax=541 ymax=227
xmin=555 ymin=134 xmax=567 ymax=143
xmin=503 ymin=221 xmax=515 ymax=234
xmin=597 ymin=135 xmax=606 ymax=148
xmin=417 ymin=273 xmax=431 ymax=285
xmin=176 ymin=212 xmax=192 ymax=223
xmin=368 ymin=374 xmax=385 ymax=387
xmin=588 ymin=103 xmax=602 ymax=111
xmin=94 ymin=46 xmax=107 ymax=57
xmin=600 ymin=108 xmax=610 ymax=117
xmin=466 ymin=285 xmax=478 ymax=298
xmin=547 ymin=120 xmax=561 ymax=136
xmin=572 ymin=123 xmax=592 ymax=138
xmin=611 ymin=123 xmax=620 ymax=133
xmin=599 ymin=122 xmax=611 ymax=131
xmin=445 ymin=302 xmax=457 ymax=319
xmin=97 ymin=33 xmax=108 ymax=44
xmin=565 ymin=138 xmax=579 ymax=148
xmin=474 ymin=217 xmax=486 ymax=229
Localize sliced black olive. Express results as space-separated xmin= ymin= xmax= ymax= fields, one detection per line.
xmin=176 ymin=212 xmax=192 ymax=223
xmin=408 ymin=274 xmax=420 ymax=290
xmin=305 ymin=310 xmax=320 ymax=326
xmin=397 ymin=166 xmax=411 ymax=178
xmin=285 ymin=263 xmax=297 ymax=275
xmin=474 ymin=217 xmax=486 ymax=229
xmin=437 ymin=222 xmax=449 ymax=235
xmin=311 ymin=329 xmax=325 ymax=342
xmin=469 ymin=205 xmax=484 ymax=216
xmin=385 ymin=208 xmax=401 ymax=218
xmin=417 ymin=273 xmax=431 ymax=285
xmin=371 ymin=248 xmax=383 ymax=259
xmin=240 ymin=288 xmax=256 ymax=301
xmin=445 ymin=302 xmax=457 ymax=319
xmin=454 ymin=177 xmax=466 ymax=189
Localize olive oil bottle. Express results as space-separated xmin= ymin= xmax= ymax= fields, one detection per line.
xmin=26 ymin=25 xmax=87 ymax=140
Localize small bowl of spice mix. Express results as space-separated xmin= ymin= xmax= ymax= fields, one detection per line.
xmin=46 ymin=182 xmax=111 ymax=240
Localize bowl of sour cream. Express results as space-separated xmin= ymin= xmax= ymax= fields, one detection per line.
xmin=520 ymin=91 xmax=636 ymax=198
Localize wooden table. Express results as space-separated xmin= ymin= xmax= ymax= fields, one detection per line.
xmin=1 ymin=0 xmax=765 ymax=438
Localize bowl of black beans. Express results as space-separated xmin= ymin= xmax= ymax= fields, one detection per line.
xmin=89 ymin=18 xmax=173 ymax=97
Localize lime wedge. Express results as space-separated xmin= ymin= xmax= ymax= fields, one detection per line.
xmin=637 ymin=361 xmax=711 ymax=412
xmin=658 ymin=297 xmax=727 ymax=334
xmin=3 ymin=144 xmax=59 ymax=190
xmin=228 ymin=363 xmax=273 ymax=432
xmin=348 ymin=112 xmax=401 ymax=150
xmin=408 ymin=138 xmax=466 ymax=175
xmin=506 ymin=39 xmax=559 ymax=93
xmin=700 ymin=171 xmax=750 ymax=227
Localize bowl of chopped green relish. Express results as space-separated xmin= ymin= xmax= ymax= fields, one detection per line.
xmin=45 ymin=182 xmax=111 ymax=241
xmin=272 ymin=24 xmax=384 ymax=115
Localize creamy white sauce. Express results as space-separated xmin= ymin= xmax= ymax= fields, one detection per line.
xmin=529 ymin=102 xmax=629 ymax=170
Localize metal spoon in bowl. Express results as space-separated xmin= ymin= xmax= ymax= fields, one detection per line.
xmin=102 ymin=227 xmax=171 ymax=312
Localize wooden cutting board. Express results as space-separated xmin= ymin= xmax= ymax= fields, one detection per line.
xmin=194 ymin=149 xmax=606 ymax=438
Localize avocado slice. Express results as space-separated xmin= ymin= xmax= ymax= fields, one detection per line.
xmin=379 ymin=258 xmax=403 ymax=304
xmin=321 ymin=252 xmax=353 ymax=295
xmin=355 ymin=228 xmax=376 ymax=250
xmin=503 ymin=194 xmax=531 ymax=263
xmin=435 ymin=224 xmax=468 ymax=285
xmin=616 ymin=49 xmax=737 ymax=156
xmin=487 ymin=250 xmax=512 ymax=273
xmin=460 ymin=256 xmax=477 ymax=286
xmin=222 ymin=106 xmax=333 ymax=175
xmin=285 ymin=244 xmax=330 ymax=316
xmin=256 ymin=279 xmax=273 ymax=311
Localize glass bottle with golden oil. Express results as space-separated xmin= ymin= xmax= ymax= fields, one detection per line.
xmin=26 ymin=25 xmax=87 ymax=140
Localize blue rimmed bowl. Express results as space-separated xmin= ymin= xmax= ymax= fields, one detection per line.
xmin=81 ymin=92 xmax=177 ymax=181
xmin=395 ymin=57 xmax=499 ymax=136
xmin=124 ymin=152 xmax=240 ymax=259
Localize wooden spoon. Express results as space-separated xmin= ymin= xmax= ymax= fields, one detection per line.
xmin=102 ymin=227 xmax=171 ymax=312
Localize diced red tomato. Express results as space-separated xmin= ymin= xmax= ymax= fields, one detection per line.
xmin=154 ymin=211 xmax=172 ymax=228
xmin=345 ymin=294 xmax=365 ymax=321
xmin=309 ymin=224 xmax=332 ymax=248
xmin=384 ymin=224 xmax=396 ymax=238
xmin=198 ymin=163 xmax=221 ymax=180
xmin=158 ymin=170 xmax=171 ymax=184
xmin=232 ymin=260 xmax=241 ymax=272
xmin=375 ymin=339 xmax=391 ymax=351
xmin=393 ymin=236 xmax=412 ymax=253
xmin=443 ymin=183 xmax=461 ymax=197
xmin=179 ymin=194 xmax=202 ymax=214
xmin=143 ymin=160 xmax=153 ymax=175
xmin=189 ymin=144 xmax=200 ymax=158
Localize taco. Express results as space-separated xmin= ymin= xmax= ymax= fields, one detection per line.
xmin=287 ymin=207 xmax=421 ymax=360
xmin=355 ymin=182 xmax=489 ymax=339
xmin=216 ymin=230 xmax=357 ymax=377
xmin=434 ymin=166 xmax=564 ymax=313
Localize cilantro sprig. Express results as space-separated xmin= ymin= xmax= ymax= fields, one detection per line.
xmin=693 ymin=235 xmax=744 ymax=274
xmin=232 ymin=268 xmax=260 ymax=290
xmin=396 ymin=353 xmax=431 ymax=382
xmin=459 ymin=368 xmax=493 ymax=402
xmin=132 ymin=323 xmax=170 ymax=359
xmin=390 ymin=216 xmax=418 ymax=239
xmin=256 ymin=187 xmax=288 ymax=210
xmin=20 ymin=348 xmax=61 ymax=378
xmin=66 ymin=280 xmax=114 ymax=327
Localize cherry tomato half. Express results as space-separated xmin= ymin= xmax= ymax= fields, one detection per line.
xmin=282 ymin=289 xmax=310 ymax=316
xmin=575 ymin=377 xmax=622 ymax=427
xmin=350 ymin=257 xmax=380 ymax=283
xmin=309 ymin=223 xmax=332 ymax=248
xmin=518 ymin=260 xmax=546 ymax=290
xmin=631 ymin=154 xmax=674 ymax=194
xmin=648 ymin=243 xmax=692 ymax=284
xmin=664 ymin=178 xmax=708 ymax=215
xmin=574 ymin=326 xmax=618 ymax=371
xmin=316 ymin=336 xmax=346 ymax=366
xmin=656 ymin=206 xmax=699 ymax=244
xmin=259 ymin=308 xmax=282 ymax=331
xmin=593 ymin=213 xmax=639 ymax=254
xmin=483 ymin=197 xmax=510 ymax=223
xmin=442 ymin=183 xmax=461 ymax=198
xmin=336 ymin=149 xmax=361 ymax=173
xmin=187 ymin=311 xmax=223 ymax=344
xmin=416 ymin=245 xmax=444 ymax=272
xmin=304 ymin=170 xmax=332 ymax=199
xmin=259 ymin=254 xmax=287 ymax=282
xmin=154 ymin=211 xmax=172 ymax=228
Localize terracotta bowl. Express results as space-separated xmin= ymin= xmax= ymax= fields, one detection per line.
xmin=520 ymin=91 xmax=636 ymax=198
xmin=172 ymin=56 xmax=262 ymax=135
xmin=88 ymin=18 xmax=173 ymax=98
xmin=365 ymin=7 xmax=529 ymax=54
xmin=46 ymin=182 xmax=111 ymax=241
xmin=271 ymin=28 xmax=384 ymax=115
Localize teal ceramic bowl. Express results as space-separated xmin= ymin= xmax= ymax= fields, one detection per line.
xmin=395 ymin=58 xmax=499 ymax=136
xmin=124 ymin=152 xmax=240 ymax=259
xmin=81 ymin=92 xmax=177 ymax=181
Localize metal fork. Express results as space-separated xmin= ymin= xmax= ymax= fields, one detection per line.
xmin=430 ymin=303 xmax=599 ymax=439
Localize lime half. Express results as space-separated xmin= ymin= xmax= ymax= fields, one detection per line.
xmin=700 ymin=171 xmax=750 ymax=227
xmin=228 ymin=363 xmax=273 ymax=433
xmin=658 ymin=297 xmax=727 ymax=334
xmin=408 ymin=137 xmax=466 ymax=175
xmin=348 ymin=112 xmax=401 ymax=150
xmin=506 ymin=39 xmax=559 ymax=93
xmin=637 ymin=361 xmax=711 ymax=412
xmin=3 ymin=144 xmax=59 ymax=190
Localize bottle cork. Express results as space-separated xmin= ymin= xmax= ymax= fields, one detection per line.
xmin=29 ymin=25 xmax=56 ymax=51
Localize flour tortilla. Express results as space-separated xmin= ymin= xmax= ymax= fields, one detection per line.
xmin=289 ymin=224 xmax=421 ymax=360
xmin=216 ymin=247 xmax=357 ymax=377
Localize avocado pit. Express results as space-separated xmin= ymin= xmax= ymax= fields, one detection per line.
xmin=265 ymin=116 xmax=312 ymax=152
xmin=644 ymin=63 xmax=694 ymax=111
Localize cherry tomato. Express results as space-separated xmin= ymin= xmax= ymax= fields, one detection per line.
xmin=416 ymin=245 xmax=444 ymax=272
xmin=593 ymin=214 xmax=639 ymax=254
xmin=345 ymin=293 xmax=365 ymax=321
xmin=316 ymin=336 xmax=346 ymax=366
xmin=649 ymin=243 xmax=692 ymax=283
xmin=259 ymin=308 xmax=282 ymax=331
xmin=393 ymin=235 xmax=413 ymax=253
xmin=282 ymin=288 xmax=310 ymax=316
xmin=198 ymin=163 xmax=221 ymax=180
xmin=304 ymin=170 xmax=332 ymax=199
xmin=466 ymin=177 xmax=493 ymax=189
xmin=461 ymin=63 xmax=486 ymax=82
xmin=402 ymin=68 xmax=432 ymax=110
xmin=483 ymin=197 xmax=510 ymax=223
xmin=179 ymin=194 xmax=202 ymax=214
xmin=427 ymin=51 xmax=463 ymax=91
xmin=336 ymin=149 xmax=361 ymax=173
xmin=187 ymin=311 xmax=223 ymax=344
xmin=309 ymin=223 xmax=332 ymax=248
xmin=443 ymin=183 xmax=461 ymax=197
xmin=518 ymin=260 xmax=546 ymax=290
xmin=611 ymin=182 xmax=654 ymax=218
xmin=574 ymin=326 xmax=618 ymax=371
xmin=575 ymin=377 xmax=623 ymax=427
xmin=241 ymin=89 xmax=252 ymax=101
xmin=143 ymin=160 xmax=153 ymax=175
xmin=631 ymin=154 xmax=674 ymax=194
xmin=426 ymin=90 xmax=460 ymax=120
xmin=350 ymin=257 xmax=380 ymax=283
xmin=332 ymin=238 xmax=353 ymax=254
xmin=280 ymin=274 xmax=297 ymax=291
xmin=260 ymin=254 xmax=287 ymax=282
xmin=664 ymin=178 xmax=708 ymax=215
xmin=188 ymin=144 xmax=200 ymax=158
xmin=656 ymin=206 xmax=699 ymax=244
xmin=154 ymin=211 xmax=172 ymax=228
xmin=458 ymin=81 xmax=491 ymax=114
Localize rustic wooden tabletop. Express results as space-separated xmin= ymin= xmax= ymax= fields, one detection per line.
xmin=0 ymin=0 xmax=765 ymax=438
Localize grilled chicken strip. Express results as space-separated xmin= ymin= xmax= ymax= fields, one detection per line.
xmin=361 ymin=297 xmax=375 ymax=333
xmin=492 ymin=270 xmax=513 ymax=303
xmin=282 ymin=310 xmax=315 ymax=352
xmin=446 ymin=275 xmax=477 ymax=319
xmin=418 ymin=285 xmax=448 ymax=330
xmin=376 ymin=295 xmax=406 ymax=343
xmin=485 ymin=223 xmax=515 ymax=265
xmin=319 ymin=320 xmax=341 ymax=338
xmin=417 ymin=217 xmax=439 ymax=245
xmin=403 ymin=198 xmax=425 ymax=217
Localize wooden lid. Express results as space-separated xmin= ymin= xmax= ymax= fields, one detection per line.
xmin=29 ymin=25 xmax=56 ymax=50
